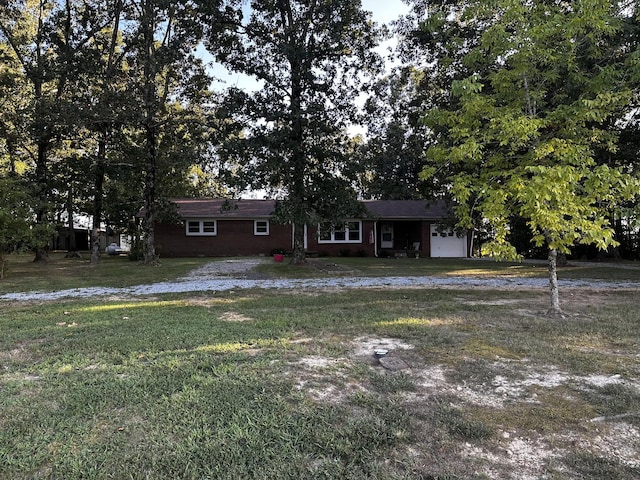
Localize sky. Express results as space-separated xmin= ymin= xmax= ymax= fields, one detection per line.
xmin=206 ymin=0 xmax=411 ymax=93
xmin=362 ymin=0 xmax=410 ymax=25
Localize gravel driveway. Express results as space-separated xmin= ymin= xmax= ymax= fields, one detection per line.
xmin=2 ymin=258 xmax=639 ymax=302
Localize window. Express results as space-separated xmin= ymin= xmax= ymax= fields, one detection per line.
xmin=347 ymin=222 xmax=360 ymax=241
xmin=254 ymin=220 xmax=269 ymax=236
xmin=185 ymin=219 xmax=217 ymax=236
xmin=318 ymin=220 xmax=362 ymax=244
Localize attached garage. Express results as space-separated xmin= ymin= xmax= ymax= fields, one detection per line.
xmin=429 ymin=225 xmax=468 ymax=258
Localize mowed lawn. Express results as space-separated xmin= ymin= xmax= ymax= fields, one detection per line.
xmin=1 ymin=254 xmax=640 ymax=479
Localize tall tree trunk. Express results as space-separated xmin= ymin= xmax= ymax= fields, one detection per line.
xmin=291 ymin=223 xmax=306 ymax=264
xmin=547 ymin=248 xmax=563 ymax=316
xmin=91 ymin=139 xmax=106 ymax=264
xmin=90 ymin=0 xmax=122 ymax=265
xmin=142 ymin=124 xmax=158 ymax=264
xmin=65 ymin=185 xmax=80 ymax=258
xmin=33 ymin=141 xmax=50 ymax=263
xmin=288 ymin=45 xmax=306 ymax=265
xmin=141 ymin=0 xmax=158 ymax=265
xmin=0 ymin=253 xmax=6 ymax=280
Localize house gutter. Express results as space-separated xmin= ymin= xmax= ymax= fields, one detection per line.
xmin=469 ymin=228 xmax=475 ymax=258
xmin=374 ymin=221 xmax=378 ymax=257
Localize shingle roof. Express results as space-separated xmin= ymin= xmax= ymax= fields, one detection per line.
xmin=172 ymin=198 xmax=452 ymax=220
xmin=363 ymin=200 xmax=452 ymax=220
xmin=174 ymin=198 xmax=276 ymax=218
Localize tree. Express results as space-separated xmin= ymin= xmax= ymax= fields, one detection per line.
xmin=355 ymin=67 xmax=431 ymax=200
xmin=204 ymin=0 xmax=382 ymax=264
xmin=71 ymin=0 xmax=129 ymax=265
xmin=0 ymin=0 xmax=121 ymax=262
xmin=124 ymin=0 xmax=213 ymax=265
xmin=0 ymin=174 xmax=33 ymax=279
xmin=0 ymin=42 xmax=34 ymax=272
xmin=0 ymin=1 xmax=234 ymax=266
xmin=608 ymin=3 xmax=640 ymax=260
xmin=421 ymin=0 xmax=639 ymax=314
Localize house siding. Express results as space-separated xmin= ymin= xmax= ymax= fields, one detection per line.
xmin=154 ymin=218 xmax=469 ymax=258
xmin=149 ymin=198 xmax=471 ymax=258
xmin=155 ymin=220 xmax=292 ymax=257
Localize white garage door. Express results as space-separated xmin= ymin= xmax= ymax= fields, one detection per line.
xmin=430 ymin=225 xmax=467 ymax=257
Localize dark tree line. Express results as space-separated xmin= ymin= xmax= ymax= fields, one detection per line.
xmin=0 ymin=0 xmax=223 ymax=265
xmin=0 ymin=0 xmax=386 ymax=265
xmin=1 ymin=0 xmax=640 ymax=282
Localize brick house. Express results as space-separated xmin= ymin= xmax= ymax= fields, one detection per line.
xmin=151 ymin=198 xmax=471 ymax=258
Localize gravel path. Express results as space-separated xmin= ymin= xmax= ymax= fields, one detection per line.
xmin=2 ymin=258 xmax=639 ymax=302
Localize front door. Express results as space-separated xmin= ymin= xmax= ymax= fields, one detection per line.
xmin=381 ymin=223 xmax=394 ymax=248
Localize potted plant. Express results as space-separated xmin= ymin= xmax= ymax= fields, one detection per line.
xmin=271 ymin=248 xmax=285 ymax=262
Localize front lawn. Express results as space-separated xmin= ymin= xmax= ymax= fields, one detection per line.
xmin=0 ymin=253 xmax=216 ymax=294
xmin=1 ymin=283 xmax=639 ymax=479
xmin=3 ymin=253 xmax=640 ymax=295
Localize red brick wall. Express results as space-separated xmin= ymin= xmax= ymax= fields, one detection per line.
xmin=153 ymin=219 xmax=467 ymax=258
xmin=155 ymin=220 xmax=292 ymax=257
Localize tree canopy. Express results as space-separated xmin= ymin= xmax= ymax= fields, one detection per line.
xmin=354 ymin=67 xmax=432 ymax=200
xmin=0 ymin=0 xmax=224 ymax=265
xmin=418 ymin=0 xmax=640 ymax=312
xmin=204 ymin=0 xmax=383 ymax=263
xmin=1 ymin=0 xmax=639 ymax=292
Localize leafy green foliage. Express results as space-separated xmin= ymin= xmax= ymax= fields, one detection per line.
xmin=419 ymin=0 xmax=640 ymax=307
xmin=0 ymin=175 xmax=32 ymax=277
xmin=0 ymin=1 xmax=229 ymax=265
xmin=204 ymin=0 xmax=383 ymax=262
xmin=354 ymin=68 xmax=432 ymax=200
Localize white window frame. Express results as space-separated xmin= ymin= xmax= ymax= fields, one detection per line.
xmin=318 ymin=220 xmax=362 ymax=244
xmin=254 ymin=219 xmax=270 ymax=236
xmin=185 ymin=219 xmax=217 ymax=236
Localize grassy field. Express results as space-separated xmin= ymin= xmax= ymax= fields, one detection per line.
xmin=3 ymin=252 xmax=640 ymax=293
xmin=1 ymin=254 xmax=640 ymax=479
xmin=0 ymin=253 xmax=215 ymax=294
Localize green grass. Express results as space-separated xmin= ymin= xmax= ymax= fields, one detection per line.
xmin=1 ymin=256 xmax=640 ymax=478
xmin=0 ymin=253 xmax=217 ymax=294
xmin=257 ymin=255 xmax=640 ymax=281
xmin=3 ymin=253 xmax=640 ymax=295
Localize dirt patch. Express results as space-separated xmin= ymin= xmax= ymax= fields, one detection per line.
xmin=285 ymin=335 xmax=640 ymax=478
xmin=307 ymin=260 xmax=358 ymax=275
xmin=219 ymin=311 xmax=254 ymax=322
xmin=289 ymin=354 xmax=364 ymax=404
xmin=460 ymin=298 xmax=524 ymax=306
xmin=350 ymin=336 xmax=415 ymax=357
xmin=409 ymin=358 xmax=640 ymax=476
xmin=0 ymin=346 xmax=30 ymax=364
xmin=179 ymin=258 xmax=268 ymax=279
xmin=561 ymin=289 xmax=628 ymax=309
xmin=0 ymin=338 xmax=47 ymax=364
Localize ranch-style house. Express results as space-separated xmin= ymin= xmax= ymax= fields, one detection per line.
xmin=151 ymin=198 xmax=472 ymax=258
